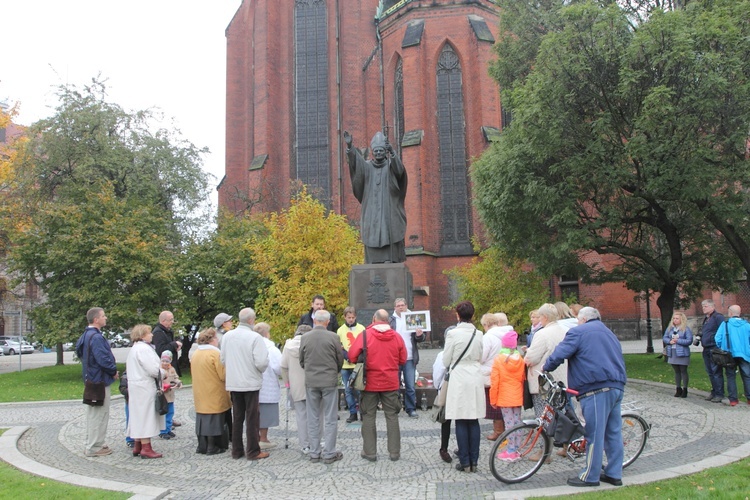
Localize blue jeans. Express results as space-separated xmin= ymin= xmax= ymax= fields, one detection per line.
xmin=125 ymin=403 xmax=133 ymax=444
xmin=736 ymin=358 xmax=750 ymax=401
xmin=340 ymin=368 xmax=359 ymax=415
xmin=161 ymin=402 xmax=174 ymax=434
xmin=578 ymin=388 xmax=624 ymax=483
xmin=703 ymin=348 xmax=725 ymax=397
xmin=399 ymin=360 xmax=417 ymax=413
xmin=455 ymin=419 xmax=480 ymax=466
xmin=726 ymin=358 xmax=750 ymax=402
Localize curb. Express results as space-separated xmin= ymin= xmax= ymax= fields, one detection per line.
xmin=0 ymin=426 xmax=170 ymax=499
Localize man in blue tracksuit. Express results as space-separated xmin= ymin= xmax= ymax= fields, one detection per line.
xmin=544 ymin=307 xmax=627 ymax=488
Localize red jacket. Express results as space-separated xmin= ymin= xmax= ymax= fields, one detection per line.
xmin=349 ymin=322 xmax=407 ymax=392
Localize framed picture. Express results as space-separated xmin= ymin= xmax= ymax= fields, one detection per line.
xmin=403 ymin=310 xmax=431 ymax=332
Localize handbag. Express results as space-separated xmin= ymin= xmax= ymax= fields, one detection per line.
xmin=430 ymin=404 xmax=446 ymax=424
xmin=82 ymin=333 xmax=106 ymax=406
xmin=522 ymin=377 xmax=533 ymax=410
xmin=349 ymin=328 xmax=367 ymax=391
xmin=432 ymin=328 xmax=476 ymax=421
xmin=155 ymin=376 xmax=169 ymax=415
xmin=711 ymin=320 xmax=736 ymax=369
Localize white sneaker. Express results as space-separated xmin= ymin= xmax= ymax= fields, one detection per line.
xmin=302 ymin=446 xmax=311 ymax=455
xmin=259 ymin=441 xmax=276 ymax=450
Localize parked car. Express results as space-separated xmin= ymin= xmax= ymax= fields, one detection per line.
xmin=105 ymin=332 xmax=129 ymax=348
xmin=0 ymin=340 xmax=34 ymax=355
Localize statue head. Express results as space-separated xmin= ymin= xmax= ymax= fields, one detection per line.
xmin=371 ymin=131 xmax=386 ymax=161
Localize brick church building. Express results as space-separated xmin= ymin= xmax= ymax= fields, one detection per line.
xmin=218 ymin=0 xmax=749 ymax=339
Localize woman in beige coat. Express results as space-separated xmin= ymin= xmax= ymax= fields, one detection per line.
xmin=443 ymin=301 xmax=485 ymax=472
xmin=524 ymin=303 xmax=568 ymax=418
xmin=192 ymin=328 xmax=232 ymax=455
xmin=280 ymin=325 xmax=313 ymax=454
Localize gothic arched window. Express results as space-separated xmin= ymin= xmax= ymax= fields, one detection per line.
xmin=295 ymin=0 xmax=330 ymax=206
xmin=436 ymin=44 xmax=471 ymax=253
xmin=394 ymin=57 xmax=405 ymax=155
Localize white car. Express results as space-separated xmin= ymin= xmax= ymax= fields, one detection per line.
xmin=0 ymin=340 xmax=34 ymax=355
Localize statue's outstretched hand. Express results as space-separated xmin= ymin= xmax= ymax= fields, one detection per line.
xmin=344 ymin=131 xmax=353 ymax=148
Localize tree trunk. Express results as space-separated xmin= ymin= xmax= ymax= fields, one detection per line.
xmin=56 ymin=342 xmax=64 ymax=365
xmin=655 ymin=284 xmax=676 ymax=343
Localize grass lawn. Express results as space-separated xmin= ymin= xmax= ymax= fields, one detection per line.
xmin=0 ymin=363 xmax=192 ymax=403
xmin=623 ymin=353 xmax=712 ymax=393
xmin=533 ymin=456 xmax=750 ymax=499
xmin=0 ymin=429 xmax=129 ymax=499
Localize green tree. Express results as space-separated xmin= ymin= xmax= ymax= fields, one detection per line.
xmin=254 ymin=188 xmax=363 ymax=344
xmin=445 ymin=245 xmax=550 ymax=333
xmin=178 ymin=210 xmax=268 ymax=329
xmin=2 ymin=80 xmax=210 ymax=362
xmin=474 ymin=0 xmax=749 ymax=329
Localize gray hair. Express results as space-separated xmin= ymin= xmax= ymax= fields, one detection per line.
xmin=313 ymin=309 xmax=331 ymax=324
xmin=577 ymin=307 xmax=601 ymax=322
xmin=255 ymin=322 xmax=271 ymax=338
xmin=495 ymin=312 xmax=509 ymax=326
xmin=238 ymin=307 xmax=256 ymax=325
xmin=702 ymin=299 xmax=715 ymax=308
xmin=295 ymin=325 xmax=313 ymax=336
xmin=538 ymin=303 xmax=560 ymax=322
xmin=394 ymin=297 xmax=407 ymax=307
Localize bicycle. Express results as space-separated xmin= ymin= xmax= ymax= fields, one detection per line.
xmin=489 ymin=372 xmax=650 ymax=484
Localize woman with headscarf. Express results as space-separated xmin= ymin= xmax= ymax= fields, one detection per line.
xmin=281 ymin=324 xmax=313 ymax=454
xmin=191 ymin=327 xmax=232 ymax=454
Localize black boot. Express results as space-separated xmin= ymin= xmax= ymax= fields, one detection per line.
xmin=674 ymin=387 xmax=682 ymax=397
xmin=681 ymin=388 xmax=688 ymax=398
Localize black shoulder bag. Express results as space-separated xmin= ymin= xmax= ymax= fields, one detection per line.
xmin=82 ymin=333 xmax=106 ymax=406
xmin=711 ymin=320 xmax=736 ymax=369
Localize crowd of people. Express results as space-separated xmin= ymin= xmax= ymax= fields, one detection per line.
xmin=75 ymin=296 xmax=750 ymax=487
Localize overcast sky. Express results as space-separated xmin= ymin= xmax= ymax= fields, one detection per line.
xmin=1 ymin=1 xmax=241 ymax=207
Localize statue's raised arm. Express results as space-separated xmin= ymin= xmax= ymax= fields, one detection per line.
xmin=344 ymin=130 xmax=408 ymax=264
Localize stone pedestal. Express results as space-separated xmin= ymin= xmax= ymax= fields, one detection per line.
xmin=348 ymin=263 xmax=413 ymax=326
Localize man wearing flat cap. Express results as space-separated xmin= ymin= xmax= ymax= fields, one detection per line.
xmin=214 ymin=313 xmax=233 ymax=345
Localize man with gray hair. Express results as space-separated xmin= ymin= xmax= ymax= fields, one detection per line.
xmin=544 ymin=307 xmax=627 ymax=488
xmin=697 ymin=299 xmax=726 ymax=403
xmin=714 ymin=305 xmax=750 ymax=406
xmin=299 ymin=310 xmax=344 ymax=464
xmin=221 ymin=308 xmax=270 ymax=460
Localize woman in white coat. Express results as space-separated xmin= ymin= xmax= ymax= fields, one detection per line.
xmin=443 ymin=301 xmax=485 ymax=473
xmin=256 ymin=322 xmax=282 ymax=449
xmin=126 ymin=324 xmax=166 ymax=459
xmin=524 ymin=303 xmax=568 ymax=418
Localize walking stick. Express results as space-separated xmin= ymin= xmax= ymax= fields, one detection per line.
xmin=285 ymin=387 xmax=292 ymax=449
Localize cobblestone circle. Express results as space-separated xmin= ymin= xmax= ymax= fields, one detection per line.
xmin=1 ymin=345 xmax=748 ymax=499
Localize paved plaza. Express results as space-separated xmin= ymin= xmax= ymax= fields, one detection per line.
xmin=0 ymin=342 xmax=749 ymax=499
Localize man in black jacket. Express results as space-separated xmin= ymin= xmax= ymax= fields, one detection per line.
xmin=152 ymin=311 xmax=182 ymax=376
xmin=298 ymin=295 xmax=339 ymax=332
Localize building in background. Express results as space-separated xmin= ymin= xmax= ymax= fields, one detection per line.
xmin=218 ymin=0 xmax=750 ymax=339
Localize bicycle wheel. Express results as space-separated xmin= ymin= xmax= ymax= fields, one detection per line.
xmin=621 ymin=413 xmax=649 ymax=468
xmin=489 ymin=423 xmax=550 ymax=484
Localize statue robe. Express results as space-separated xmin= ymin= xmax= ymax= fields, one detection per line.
xmin=346 ymin=146 xmax=408 ymax=264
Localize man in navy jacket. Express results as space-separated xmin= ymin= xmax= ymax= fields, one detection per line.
xmin=544 ymin=307 xmax=626 ymax=488
xmin=698 ymin=299 xmax=726 ymax=402
xmin=75 ymin=307 xmax=118 ymax=457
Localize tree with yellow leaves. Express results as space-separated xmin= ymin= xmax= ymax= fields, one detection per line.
xmin=254 ymin=187 xmax=363 ymax=344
